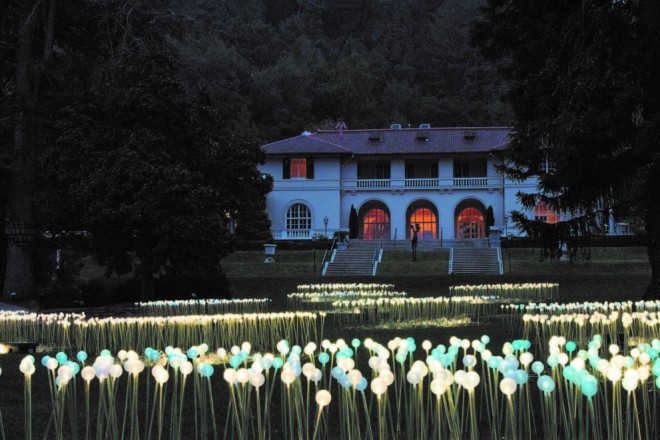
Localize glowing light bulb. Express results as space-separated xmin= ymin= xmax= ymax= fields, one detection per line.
xmin=500 ymin=377 xmax=516 ymax=396
xmin=370 ymin=377 xmax=387 ymax=396
xmin=316 ymin=389 xmax=332 ymax=407
xmin=81 ymin=366 xmax=95 ymax=382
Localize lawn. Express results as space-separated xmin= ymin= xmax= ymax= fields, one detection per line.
xmin=0 ymin=246 xmax=652 ymax=438
xmin=225 ymin=246 xmax=651 ymax=352
xmin=225 ymin=246 xmax=651 ymax=307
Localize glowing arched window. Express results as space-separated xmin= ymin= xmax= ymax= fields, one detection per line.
xmin=286 ymin=203 xmax=312 ymax=231
xmin=362 ymin=208 xmax=390 ymax=240
xmin=409 ymin=208 xmax=437 ymax=240
xmin=535 ymin=202 xmax=560 ymax=224
xmin=456 ymin=207 xmax=484 ymax=239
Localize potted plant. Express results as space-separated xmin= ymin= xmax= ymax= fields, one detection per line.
xmin=334 ymin=230 xmax=350 ymax=250
xmin=263 ymin=238 xmax=277 ymax=255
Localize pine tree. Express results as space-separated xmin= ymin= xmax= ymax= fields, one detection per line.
xmin=349 ymin=205 xmax=359 ymax=239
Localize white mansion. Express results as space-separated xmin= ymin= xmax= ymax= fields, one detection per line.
xmin=259 ymin=125 xmax=628 ymax=243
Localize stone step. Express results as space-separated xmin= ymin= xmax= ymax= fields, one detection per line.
xmin=324 ymin=243 xmax=381 ymax=277
xmin=450 ymin=246 xmax=502 ymax=275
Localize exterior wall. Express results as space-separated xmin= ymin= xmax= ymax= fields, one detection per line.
xmin=260 ymin=153 xmax=538 ymax=239
xmin=503 ymin=179 xmax=536 ymax=236
xmin=259 ymin=157 xmax=342 ymax=238
xmin=340 ymin=189 xmax=504 ymax=240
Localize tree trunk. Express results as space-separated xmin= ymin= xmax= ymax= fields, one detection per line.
xmin=3 ymin=1 xmax=37 ymax=301
xmin=43 ymin=0 xmax=57 ymax=62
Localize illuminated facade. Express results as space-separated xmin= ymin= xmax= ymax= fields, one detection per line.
xmin=259 ymin=126 xmax=557 ymax=241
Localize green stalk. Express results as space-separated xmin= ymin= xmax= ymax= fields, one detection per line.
xmin=84 ymin=382 xmax=91 ymax=440
xmin=24 ymin=375 xmax=32 ymax=440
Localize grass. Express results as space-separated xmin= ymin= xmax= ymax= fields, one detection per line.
xmin=225 ymin=247 xmax=651 ymax=308
xmin=223 ymin=246 xmax=650 ymax=278
xmin=0 ymin=246 xmax=653 ymax=438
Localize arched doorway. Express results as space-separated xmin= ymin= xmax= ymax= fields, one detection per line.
xmin=359 ymin=201 xmax=391 ymax=240
xmin=406 ymin=200 xmax=439 ymax=240
xmin=455 ymin=199 xmax=486 ymax=239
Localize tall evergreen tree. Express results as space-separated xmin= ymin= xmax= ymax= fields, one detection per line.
xmin=349 ymin=205 xmax=359 ymax=239
xmin=473 ymin=0 xmax=660 ymax=297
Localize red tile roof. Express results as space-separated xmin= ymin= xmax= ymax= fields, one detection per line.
xmin=262 ymin=127 xmax=511 ymax=155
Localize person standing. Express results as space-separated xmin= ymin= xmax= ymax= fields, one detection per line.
xmin=410 ymin=223 xmax=421 ymax=261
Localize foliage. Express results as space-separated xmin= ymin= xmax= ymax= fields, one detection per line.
xmin=1 ymin=0 xmax=513 ymax=298
xmin=165 ymin=0 xmax=512 ymax=141
xmin=485 ymin=205 xmax=494 ymax=237
xmin=472 ymin=0 xmax=660 ymax=296
xmin=43 ymin=57 xmax=261 ymax=298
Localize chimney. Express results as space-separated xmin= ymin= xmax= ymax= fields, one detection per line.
xmin=336 ymin=120 xmax=347 ymax=140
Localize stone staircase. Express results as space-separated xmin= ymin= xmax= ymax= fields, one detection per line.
xmin=374 ymin=238 xmax=493 ymax=251
xmin=449 ymin=247 xmax=502 ymax=275
xmin=324 ymin=240 xmax=380 ymax=277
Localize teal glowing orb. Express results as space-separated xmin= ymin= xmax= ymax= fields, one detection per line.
xmin=537 ymin=375 xmax=555 ymax=393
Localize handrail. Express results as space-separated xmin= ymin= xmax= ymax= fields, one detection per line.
xmin=321 ymin=237 xmax=337 ymax=269
xmin=448 ymin=248 xmax=454 ymax=274
xmin=371 ymin=238 xmax=383 ymax=276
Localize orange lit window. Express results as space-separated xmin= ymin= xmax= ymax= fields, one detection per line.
xmin=456 ymin=207 xmax=484 ymax=239
xmin=535 ymin=202 xmax=560 ymax=224
xmin=291 ymin=158 xmax=307 ymax=178
xmin=363 ymin=209 xmax=390 ymax=240
xmin=410 ymin=208 xmax=437 ymax=239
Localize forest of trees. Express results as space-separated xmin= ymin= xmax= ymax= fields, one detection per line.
xmin=160 ymin=0 xmax=512 ymax=140
xmin=0 ymin=0 xmax=511 ymax=301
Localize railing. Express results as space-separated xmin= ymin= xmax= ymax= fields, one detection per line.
xmin=343 ymin=177 xmax=499 ymax=191
xmin=448 ymin=248 xmax=454 ymax=275
xmin=614 ymin=222 xmax=634 ymax=236
xmin=274 ymin=229 xmax=332 ymax=240
xmin=453 ymin=177 xmax=488 ymax=187
xmin=372 ymin=237 xmax=383 ymax=276
xmin=371 ymin=237 xmax=383 ymax=276
xmin=321 ymin=237 xmax=337 ymax=276
xmin=404 ymin=178 xmax=440 ymax=188
xmin=277 ymin=229 xmax=311 ymax=239
xmin=497 ymin=247 xmax=504 ymax=275
xmin=357 ymin=179 xmax=391 ymax=188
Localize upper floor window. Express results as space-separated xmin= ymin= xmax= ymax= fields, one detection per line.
xmin=357 ymin=161 xmax=390 ymax=179
xmin=406 ymin=161 xmax=438 ymax=179
xmin=535 ymin=202 xmax=560 ymax=224
xmin=454 ymin=159 xmax=486 ymax=178
xmin=283 ymin=158 xmax=314 ymax=179
xmin=538 ymin=157 xmax=556 ymax=174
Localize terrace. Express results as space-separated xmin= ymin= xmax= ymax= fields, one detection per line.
xmin=343 ymin=176 xmax=502 ymax=191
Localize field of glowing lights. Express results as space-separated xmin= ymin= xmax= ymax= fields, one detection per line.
xmin=0 ymin=278 xmax=659 ymax=439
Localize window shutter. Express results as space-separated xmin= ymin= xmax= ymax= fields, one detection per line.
xmin=306 ymin=157 xmax=314 ymax=179
xmin=282 ymin=158 xmax=291 ymax=179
